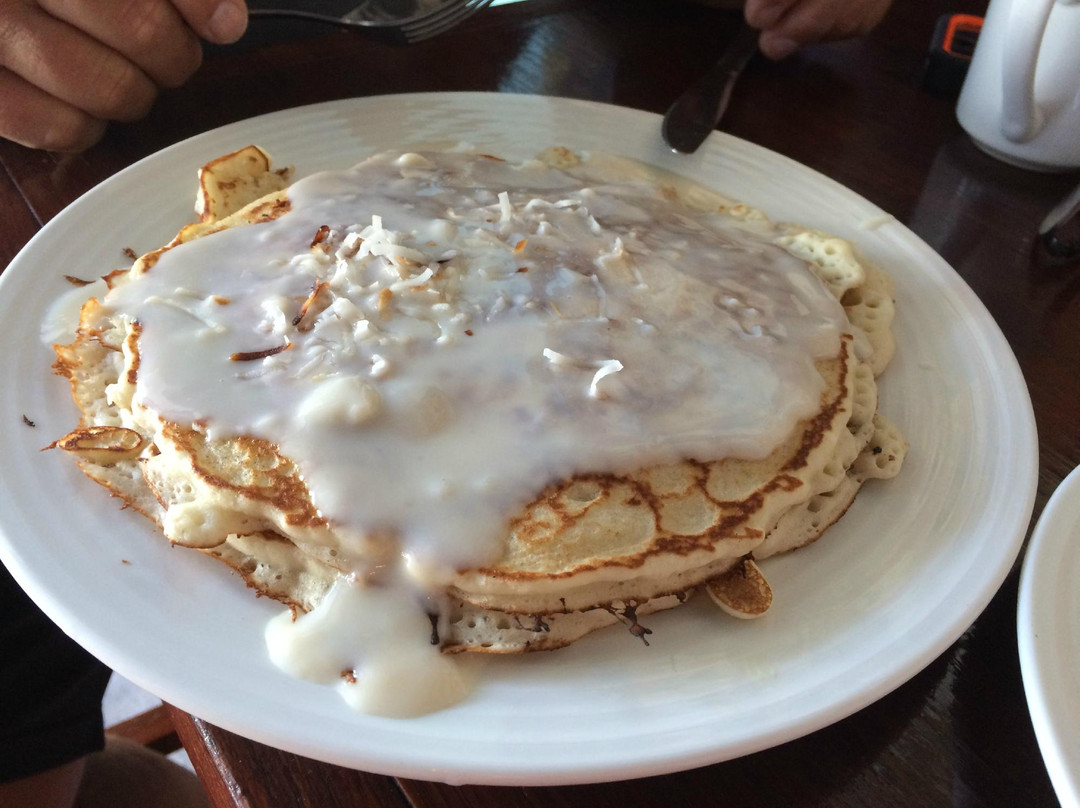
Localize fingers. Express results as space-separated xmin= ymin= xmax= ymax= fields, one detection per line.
xmin=743 ymin=0 xmax=797 ymax=32
xmin=37 ymin=0 xmax=203 ymax=88
xmin=0 ymin=3 xmax=158 ymax=122
xmin=0 ymin=0 xmax=248 ymax=151
xmin=756 ymin=28 xmax=800 ymax=61
xmin=171 ymin=0 xmax=247 ymax=44
xmin=0 ymin=67 xmax=106 ymax=151
xmin=746 ymin=0 xmax=893 ymax=60
xmin=744 ymin=0 xmax=814 ymax=60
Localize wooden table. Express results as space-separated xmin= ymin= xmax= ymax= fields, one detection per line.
xmin=4 ymin=0 xmax=1078 ymax=805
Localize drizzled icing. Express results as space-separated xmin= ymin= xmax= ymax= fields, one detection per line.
xmin=106 ymin=150 xmax=846 ymax=570
xmin=101 ymin=150 xmax=851 ymax=713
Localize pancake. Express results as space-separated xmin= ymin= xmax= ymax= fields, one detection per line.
xmin=51 ymin=146 xmax=906 ymax=700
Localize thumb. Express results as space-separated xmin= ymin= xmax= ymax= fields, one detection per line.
xmin=173 ymin=0 xmax=249 ymax=44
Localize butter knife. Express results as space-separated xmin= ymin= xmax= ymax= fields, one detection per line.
xmin=661 ymin=22 xmax=760 ymax=154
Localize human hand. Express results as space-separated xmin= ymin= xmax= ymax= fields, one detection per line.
xmin=0 ymin=0 xmax=249 ymax=151
xmin=744 ymin=0 xmax=893 ymax=60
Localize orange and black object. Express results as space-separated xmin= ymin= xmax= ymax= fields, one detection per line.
xmin=922 ymin=14 xmax=983 ymax=96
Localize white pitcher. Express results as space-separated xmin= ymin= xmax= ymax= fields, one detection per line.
xmin=956 ymin=0 xmax=1080 ymax=171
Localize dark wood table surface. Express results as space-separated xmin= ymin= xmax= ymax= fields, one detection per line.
xmin=4 ymin=0 xmax=1078 ymax=805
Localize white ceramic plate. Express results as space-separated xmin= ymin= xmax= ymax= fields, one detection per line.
xmin=0 ymin=93 xmax=1037 ymax=786
xmin=1019 ymin=465 xmax=1080 ymax=808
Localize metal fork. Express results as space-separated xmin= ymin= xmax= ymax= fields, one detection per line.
xmin=248 ymin=0 xmax=493 ymax=45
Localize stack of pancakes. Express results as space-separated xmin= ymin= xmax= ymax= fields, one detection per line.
xmin=52 ymin=146 xmax=906 ymax=655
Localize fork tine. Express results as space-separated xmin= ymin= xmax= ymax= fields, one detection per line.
xmin=345 ymin=0 xmax=474 ymax=28
xmin=248 ymin=0 xmax=490 ymax=45
xmin=401 ymin=0 xmax=492 ymax=42
xmin=342 ymin=0 xmax=414 ymax=24
xmin=340 ymin=0 xmax=382 ymax=20
xmin=398 ymin=1 xmax=474 ymax=39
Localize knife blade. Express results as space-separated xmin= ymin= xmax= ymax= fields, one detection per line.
xmin=661 ymin=22 xmax=760 ymax=154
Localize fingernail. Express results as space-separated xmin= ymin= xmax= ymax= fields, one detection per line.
xmin=207 ymin=0 xmax=248 ymax=43
xmin=760 ymin=34 xmax=798 ymax=61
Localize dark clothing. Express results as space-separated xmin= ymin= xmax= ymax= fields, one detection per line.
xmin=0 ymin=562 xmax=110 ymax=783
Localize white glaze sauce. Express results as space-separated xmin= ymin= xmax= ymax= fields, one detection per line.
xmin=265 ymin=575 xmax=470 ymax=717
xmin=100 ymin=151 xmax=850 ymax=714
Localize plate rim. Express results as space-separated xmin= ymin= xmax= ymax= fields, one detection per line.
xmin=1018 ymin=464 xmax=1080 ymax=808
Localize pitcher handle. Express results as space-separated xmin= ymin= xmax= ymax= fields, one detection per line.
xmin=1001 ymin=0 xmax=1057 ymax=142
